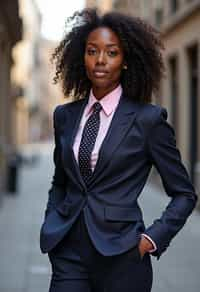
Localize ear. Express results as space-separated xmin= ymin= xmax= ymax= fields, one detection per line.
xmin=123 ymin=64 xmax=128 ymax=70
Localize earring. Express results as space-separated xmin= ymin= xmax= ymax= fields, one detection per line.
xmin=123 ymin=64 xmax=128 ymax=70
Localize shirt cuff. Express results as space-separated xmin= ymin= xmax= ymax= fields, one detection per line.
xmin=141 ymin=233 xmax=157 ymax=253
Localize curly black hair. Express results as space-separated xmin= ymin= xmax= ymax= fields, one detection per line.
xmin=52 ymin=8 xmax=166 ymax=103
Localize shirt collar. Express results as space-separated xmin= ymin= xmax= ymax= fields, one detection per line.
xmin=86 ymin=84 xmax=122 ymax=117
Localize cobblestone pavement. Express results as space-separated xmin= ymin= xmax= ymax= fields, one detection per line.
xmin=0 ymin=142 xmax=199 ymax=292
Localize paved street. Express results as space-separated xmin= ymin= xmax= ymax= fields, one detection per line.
xmin=0 ymin=142 xmax=199 ymax=292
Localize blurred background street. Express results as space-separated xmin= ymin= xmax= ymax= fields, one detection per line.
xmin=0 ymin=0 xmax=200 ymax=291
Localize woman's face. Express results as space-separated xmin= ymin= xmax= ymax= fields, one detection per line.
xmin=84 ymin=26 xmax=124 ymax=92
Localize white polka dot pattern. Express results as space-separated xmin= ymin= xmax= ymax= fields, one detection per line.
xmin=78 ymin=102 xmax=102 ymax=185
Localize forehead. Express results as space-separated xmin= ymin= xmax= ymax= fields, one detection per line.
xmin=86 ymin=27 xmax=121 ymax=46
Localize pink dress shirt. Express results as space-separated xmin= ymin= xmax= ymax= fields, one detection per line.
xmin=73 ymin=84 xmax=156 ymax=253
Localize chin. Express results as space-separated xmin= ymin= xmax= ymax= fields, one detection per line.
xmin=92 ymin=79 xmax=113 ymax=88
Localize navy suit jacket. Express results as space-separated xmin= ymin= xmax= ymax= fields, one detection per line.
xmin=40 ymin=94 xmax=197 ymax=259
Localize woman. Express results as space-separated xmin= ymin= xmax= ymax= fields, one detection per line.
xmin=40 ymin=8 xmax=197 ymax=292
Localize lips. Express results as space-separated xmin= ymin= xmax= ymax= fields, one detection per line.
xmin=93 ymin=69 xmax=108 ymax=78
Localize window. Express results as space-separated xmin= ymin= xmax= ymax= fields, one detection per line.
xmin=170 ymin=0 xmax=179 ymax=14
xmin=187 ymin=44 xmax=198 ymax=183
xmin=168 ymin=55 xmax=179 ymax=134
xmin=155 ymin=8 xmax=163 ymax=27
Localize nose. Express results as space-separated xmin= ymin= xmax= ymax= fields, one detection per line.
xmin=96 ymin=51 xmax=106 ymax=65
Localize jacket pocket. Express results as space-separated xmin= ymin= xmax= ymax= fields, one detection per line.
xmin=104 ymin=206 xmax=139 ymax=222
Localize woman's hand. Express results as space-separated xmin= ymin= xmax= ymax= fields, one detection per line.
xmin=138 ymin=235 xmax=154 ymax=259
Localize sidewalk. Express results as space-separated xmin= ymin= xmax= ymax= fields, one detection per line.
xmin=0 ymin=142 xmax=199 ymax=292
xmin=0 ymin=143 xmax=52 ymax=292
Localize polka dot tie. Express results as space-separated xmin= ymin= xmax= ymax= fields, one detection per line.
xmin=78 ymin=102 xmax=102 ymax=185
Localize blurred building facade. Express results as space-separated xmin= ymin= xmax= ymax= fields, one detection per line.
xmin=0 ymin=0 xmax=63 ymax=199
xmin=0 ymin=1 xmax=22 ymax=198
xmin=86 ymin=0 xmax=113 ymax=12
xmin=87 ymin=0 xmax=200 ymax=198
xmin=14 ymin=0 xmax=64 ymax=144
xmin=12 ymin=0 xmax=42 ymax=144
xmin=38 ymin=38 xmax=64 ymax=140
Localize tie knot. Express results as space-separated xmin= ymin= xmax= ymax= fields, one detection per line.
xmin=93 ymin=102 xmax=102 ymax=114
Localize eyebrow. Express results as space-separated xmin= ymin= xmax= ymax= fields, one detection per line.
xmin=86 ymin=42 xmax=120 ymax=48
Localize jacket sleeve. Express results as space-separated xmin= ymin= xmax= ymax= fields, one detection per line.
xmin=144 ymin=107 xmax=198 ymax=259
xmin=44 ymin=106 xmax=68 ymax=219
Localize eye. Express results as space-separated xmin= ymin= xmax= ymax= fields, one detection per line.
xmin=87 ymin=48 xmax=97 ymax=55
xmin=108 ymin=50 xmax=118 ymax=57
xmin=107 ymin=50 xmax=118 ymax=57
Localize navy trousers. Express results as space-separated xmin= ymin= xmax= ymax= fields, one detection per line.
xmin=48 ymin=211 xmax=153 ymax=292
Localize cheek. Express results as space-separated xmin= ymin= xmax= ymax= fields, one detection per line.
xmin=110 ymin=61 xmax=123 ymax=78
xmin=110 ymin=55 xmax=124 ymax=70
xmin=84 ymin=57 xmax=94 ymax=77
xmin=84 ymin=54 xmax=90 ymax=69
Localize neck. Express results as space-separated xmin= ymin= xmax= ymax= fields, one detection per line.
xmin=92 ymin=83 xmax=120 ymax=100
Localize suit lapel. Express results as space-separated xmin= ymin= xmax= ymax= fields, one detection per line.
xmin=62 ymin=98 xmax=88 ymax=189
xmin=88 ymin=95 xmax=138 ymax=187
